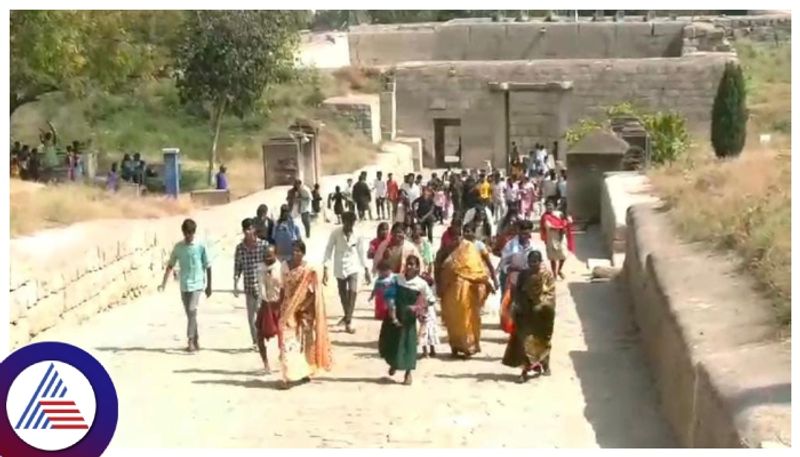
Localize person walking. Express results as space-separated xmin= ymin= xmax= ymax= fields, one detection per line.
xmin=352 ymin=173 xmax=372 ymax=221
xmin=291 ymin=179 xmax=313 ymax=238
xmin=411 ymin=187 xmax=436 ymax=243
xmin=158 ymin=219 xmax=213 ymax=352
xmin=502 ymin=250 xmax=556 ymax=381
xmin=256 ymin=245 xmax=283 ymax=373
xmin=387 ymin=172 xmax=399 ymax=221
xmin=323 ymin=211 xmax=371 ymax=334
xmin=374 ymin=171 xmax=388 ymax=220
xmin=233 ymin=218 xmax=270 ymax=348
xmin=272 ymin=205 xmax=302 ymax=262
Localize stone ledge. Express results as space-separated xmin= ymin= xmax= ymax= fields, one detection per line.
xmin=599 ymin=171 xmax=658 ymax=266
xmin=622 ymin=202 xmax=790 ymax=447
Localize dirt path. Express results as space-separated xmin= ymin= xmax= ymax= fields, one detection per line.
xmin=33 ymin=215 xmax=675 ymax=448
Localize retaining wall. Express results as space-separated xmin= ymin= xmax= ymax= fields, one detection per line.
xmin=9 ymin=151 xmax=415 ymax=349
xmin=620 ymin=202 xmax=791 ymax=447
xmin=599 ymin=172 xmax=659 ymax=266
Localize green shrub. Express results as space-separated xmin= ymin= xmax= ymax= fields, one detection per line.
xmin=711 ymin=61 xmax=748 ymax=158
xmin=643 ymin=112 xmax=690 ymax=164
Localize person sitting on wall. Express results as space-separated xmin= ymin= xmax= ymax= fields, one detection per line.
xmin=215 ymin=165 xmax=228 ymax=190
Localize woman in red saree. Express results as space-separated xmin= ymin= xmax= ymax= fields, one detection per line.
xmin=277 ymin=240 xmax=332 ymax=388
xmin=539 ymin=199 xmax=575 ymax=279
xmin=372 ymin=222 xmax=421 ymax=274
xmin=368 ymin=222 xmax=390 ymax=260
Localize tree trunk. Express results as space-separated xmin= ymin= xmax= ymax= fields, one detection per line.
xmin=208 ymin=97 xmax=227 ymax=186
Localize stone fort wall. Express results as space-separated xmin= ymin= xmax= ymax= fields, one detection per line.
xmin=394 ymin=54 xmax=734 ymax=168
xmin=349 ymin=21 xmax=687 ymax=65
xmin=348 ymin=14 xmax=789 ymax=66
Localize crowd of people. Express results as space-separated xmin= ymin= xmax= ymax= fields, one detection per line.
xmin=158 ymin=146 xmax=575 ymax=389
xmin=9 ymin=130 xmax=87 ymax=183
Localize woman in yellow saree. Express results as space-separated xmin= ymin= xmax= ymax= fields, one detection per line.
xmin=436 ymin=224 xmax=496 ymax=358
xmin=277 ymin=240 xmax=333 ymax=388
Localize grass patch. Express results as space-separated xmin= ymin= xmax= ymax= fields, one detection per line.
xmin=10 ymin=66 xmax=381 ymax=235
xmin=648 ymin=39 xmax=791 ymax=327
xmin=10 ymin=179 xmax=193 ymax=237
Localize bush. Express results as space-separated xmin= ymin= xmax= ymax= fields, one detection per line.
xmin=711 ymin=62 xmax=748 ymax=158
xmin=643 ymin=112 xmax=690 ymax=164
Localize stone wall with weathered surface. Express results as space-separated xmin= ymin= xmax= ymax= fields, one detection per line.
xmin=323 ymin=95 xmax=382 ymax=145
xmin=9 ymin=152 xmax=415 ymax=349
xmin=394 ymin=54 xmax=733 ymax=167
xmin=621 ymin=202 xmax=791 ymax=447
xmin=349 ymin=21 xmax=687 ymax=65
xmin=600 ymin=172 xmax=659 ymax=266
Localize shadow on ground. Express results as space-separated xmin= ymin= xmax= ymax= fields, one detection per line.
xmin=567 ymin=253 xmax=676 ymax=448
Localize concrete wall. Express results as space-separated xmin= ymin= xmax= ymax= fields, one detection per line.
xmin=394 ymin=54 xmax=733 ymax=168
xmin=621 ymin=202 xmax=791 ymax=447
xmin=349 ymin=21 xmax=687 ymax=65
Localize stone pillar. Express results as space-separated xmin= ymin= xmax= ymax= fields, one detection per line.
xmin=554 ymin=90 xmax=571 ymax=168
xmin=379 ymin=78 xmax=396 ymax=141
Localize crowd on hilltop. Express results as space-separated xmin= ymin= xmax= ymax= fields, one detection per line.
xmin=158 ymin=139 xmax=575 ymax=388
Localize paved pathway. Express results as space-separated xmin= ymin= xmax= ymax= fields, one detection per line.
xmin=33 ymin=213 xmax=675 ymax=448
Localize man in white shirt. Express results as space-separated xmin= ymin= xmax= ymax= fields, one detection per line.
xmin=401 ymin=174 xmax=421 ymax=204
xmin=542 ymin=170 xmax=559 ymax=202
xmin=322 ymin=211 xmax=371 ymax=334
xmin=491 ymin=172 xmax=507 ymax=223
xmin=256 ymin=245 xmax=284 ymax=372
xmin=373 ymin=170 xmax=388 ymax=220
xmin=536 ymin=145 xmax=549 ymax=176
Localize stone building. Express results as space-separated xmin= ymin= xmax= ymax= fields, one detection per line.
xmin=566 ymin=130 xmax=630 ymax=224
xmin=347 ymin=17 xmax=747 ymax=169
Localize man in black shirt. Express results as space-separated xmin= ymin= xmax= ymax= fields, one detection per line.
xmin=254 ymin=204 xmax=275 ymax=245
xmin=352 ymin=173 xmax=372 ymax=221
xmin=412 ymin=187 xmax=436 ymax=243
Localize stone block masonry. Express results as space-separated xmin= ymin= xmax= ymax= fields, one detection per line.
xmin=621 ymin=201 xmax=790 ymax=447
xmin=394 ymin=54 xmax=734 ymax=168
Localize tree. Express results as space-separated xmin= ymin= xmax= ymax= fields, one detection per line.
xmin=711 ymin=61 xmax=748 ymax=158
xmin=174 ymin=11 xmax=303 ymax=184
xmin=10 ymin=10 xmax=174 ymax=114
xmin=10 ymin=11 xmax=162 ymax=115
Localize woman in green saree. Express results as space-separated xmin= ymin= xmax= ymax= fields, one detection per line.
xmin=378 ymin=255 xmax=435 ymax=385
xmin=502 ymin=250 xmax=557 ymax=383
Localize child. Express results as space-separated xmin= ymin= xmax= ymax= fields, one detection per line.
xmin=519 ymin=176 xmax=535 ymax=220
xmin=433 ymin=184 xmax=446 ymax=224
xmin=369 ymin=259 xmax=396 ymax=320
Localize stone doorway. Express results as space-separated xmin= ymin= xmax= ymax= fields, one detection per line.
xmin=433 ymin=118 xmax=461 ymax=168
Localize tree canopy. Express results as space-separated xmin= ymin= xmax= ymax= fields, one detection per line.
xmin=174 ymin=10 xmax=305 ymax=181
xmin=10 ymin=11 xmax=170 ymax=114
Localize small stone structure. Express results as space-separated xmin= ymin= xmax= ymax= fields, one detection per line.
xmin=566 ymin=130 xmax=629 ymax=224
xmin=322 ymin=94 xmax=382 ymax=144
xmin=262 ymin=120 xmax=322 ymax=189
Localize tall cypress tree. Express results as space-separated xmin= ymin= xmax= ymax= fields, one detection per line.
xmin=711 ymin=61 xmax=748 ymax=158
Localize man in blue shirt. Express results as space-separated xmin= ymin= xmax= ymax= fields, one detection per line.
xmin=158 ymin=218 xmax=212 ymax=352
xmin=272 ymin=204 xmax=302 ymax=262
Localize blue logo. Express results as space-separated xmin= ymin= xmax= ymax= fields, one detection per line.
xmin=0 ymin=342 xmax=118 ymax=456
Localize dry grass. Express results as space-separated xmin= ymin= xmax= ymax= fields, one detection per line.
xmin=648 ymin=39 xmax=791 ymax=326
xmin=10 ymin=180 xmax=193 ymax=237
xmin=319 ymin=128 xmax=377 ymax=174
xmin=649 ymin=138 xmax=791 ymax=325
xmin=331 ymin=66 xmax=384 ymax=94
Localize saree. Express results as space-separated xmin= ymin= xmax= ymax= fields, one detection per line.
xmin=277 ymin=263 xmax=333 ymax=382
xmin=378 ymin=282 xmax=426 ymax=370
xmin=502 ymin=267 xmax=556 ymax=369
xmin=438 ymin=240 xmax=491 ymax=355
xmin=372 ymin=238 xmax=420 ymax=274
